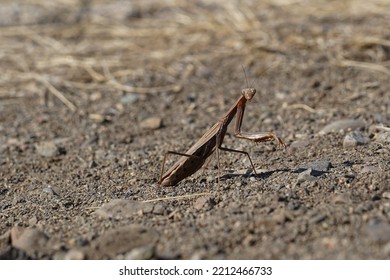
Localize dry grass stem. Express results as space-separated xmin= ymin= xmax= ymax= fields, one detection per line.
xmin=373 ymin=125 xmax=390 ymax=132
xmin=106 ymin=80 xmax=183 ymax=94
xmin=142 ymin=192 xmax=211 ymax=203
xmin=286 ymin=103 xmax=320 ymax=113
xmin=338 ymin=60 xmax=390 ymax=76
xmin=30 ymin=74 xmax=77 ymax=112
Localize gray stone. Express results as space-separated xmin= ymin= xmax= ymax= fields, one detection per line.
xmin=193 ymin=196 xmax=215 ymax=210
xmin=365 ymin=219 xmax=390 ymax=243
xmin=11 ymin=227 xmax=48 ymax=256
xmin=96 ymin=199 xmax=151 ymax=219
xmin=87 ymin=225 xmax=157 ymax=259
xmin=343 ymin=131 xmax=370 ymax=148
xmin=289 ymin=140 xmax=310 ymax=151
xmin=300 ymin=160 xmax=332 ymax=172
xmin=35 ymin=141 xmax=60 ymax=157
xmin=152 ymin=203 xmax=165 ymax=215
xmin=297 ymin=169 xmax=317 ymax=182
xmin=376 ymin=131 xmax=390 ymax=144
xmin=319 ymin=119 xmax=366 ymax=135
xmin=360 ymin=165 xmax=379 ymax=173
xmin=120 ymin=93 xmax=139 ymax=104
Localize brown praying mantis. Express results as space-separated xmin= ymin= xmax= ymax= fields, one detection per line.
xmin=158 ymin=73 xmax=286 ymax=187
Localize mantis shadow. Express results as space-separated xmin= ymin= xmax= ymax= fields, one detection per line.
xmin=221 ymin=168 xmax=290 ymax=181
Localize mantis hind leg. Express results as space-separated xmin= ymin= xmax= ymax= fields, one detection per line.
xmin=201 ymin=152 xmax=215 ymax=176
xmin=218 ymin=146 xmax=258 ymax=175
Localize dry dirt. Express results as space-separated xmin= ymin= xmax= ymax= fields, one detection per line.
xmin=0 ymin=0 xmax=389 ymax=260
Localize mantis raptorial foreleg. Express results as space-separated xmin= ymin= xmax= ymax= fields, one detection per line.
xmin=213 ymin=99 xmax=285 ymax=181
xmin=213 ymin=116 xmax=259 ymax=184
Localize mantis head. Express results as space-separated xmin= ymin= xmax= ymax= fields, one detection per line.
xmin=241 ymin=88 xmax=256 ymax=100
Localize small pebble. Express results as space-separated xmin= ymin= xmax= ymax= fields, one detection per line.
xmin=124 ymin=245 xmax=154 ymax=260
xmin=64 ymin=249 xmax=85 ymax=260
xmin=193 ymin=196 xmax=215 ymax=210
xmin=376 ymin=131 xmax=390 ymax=144
xmin=88 ymin=225 xmax=157 ymax=259
xmin=28 ymin=216 xmax=38 ymax=226
xmin=120 ymin=93 xmax=139 ymax=104
xmin=190 ymin=249 xmax=207 ymax=260
xmin=344 ymin=173 xmax=356 ymax=179
xmin=289 ymin=140 xmax=310 ymax=152
xmin=383 ymin=192 xmax=390 ymax=199
xmin=360 ymin=165 xmax=378 ymax=173
xmin=343 ymin=131 xmax=370 ymax=148
xmin=297 ymin=169 xmax=317 ymax=182
xmin=309 ymin=213 xmax=327 ymax=224
xmin=89 ymin=92 xmax=102 ymax=101
xmin=287 ymin=199 xmax=301 ymax=210
xmin=88 ymin=113 xmax=105 ymax=123
xmin=11 ymin=227 xmax=48 ymax=256
xmin=88 ymin=160 xmax=98 ymax=168
xmin=365 ymin=219 xmax=390 ymax=243
xmin=35 ymin=141 xmax=59 ymax=157
xmin=333 ymin=193 xmax=350 ymax=204
xmin=152 ymin=203 xmax=165 ymax=215
xmin=42 ymin=187 xmax=55 ymax=195
xmin=140 ymin=117 xmax=163 ymax=130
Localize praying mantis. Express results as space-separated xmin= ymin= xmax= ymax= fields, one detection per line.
xmin=158 ymin=73 xmax=286 ymax=187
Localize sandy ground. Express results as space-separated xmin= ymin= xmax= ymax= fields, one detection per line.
xmin=0 ymin=0 xmax=389 ymax=259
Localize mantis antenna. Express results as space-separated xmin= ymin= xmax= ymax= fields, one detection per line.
xmin=241 ymin=64 xmax=250 ymax=88
xmin=250 ymin=62 xmax=280 ymax=88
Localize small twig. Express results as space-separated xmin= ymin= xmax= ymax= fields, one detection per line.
xmin=142 ymin=192 xmax=211 ymax=203
xmin=107 ymin=79 xmax=183 ymax=94
xmin=338 ymin=59 xmax=390 ymax=76
xmin=84 ymin=193 xmax=210 ymax=211
xmin=102 ymin=61 xmax=182 ymax=94
xmin=287 ymin=103 xmax=319 ymax=113
xmin=353 ymin=36 xmax=390 ymax=48
xmin=84 ymin=206 xmax=99 ymax=210
xmin=28 ymin=74 xmax=77 ymax=112
xmin=373 ymin=125 xmax=390 ymax=132
xmin=76 ymin=155 xmax=87 ymax=164
xmin=84 ymin=65 xmax=106 ymax=82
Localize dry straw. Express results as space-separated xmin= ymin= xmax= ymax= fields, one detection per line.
xmin=0 ymin=0 xmax=389 ymax=111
